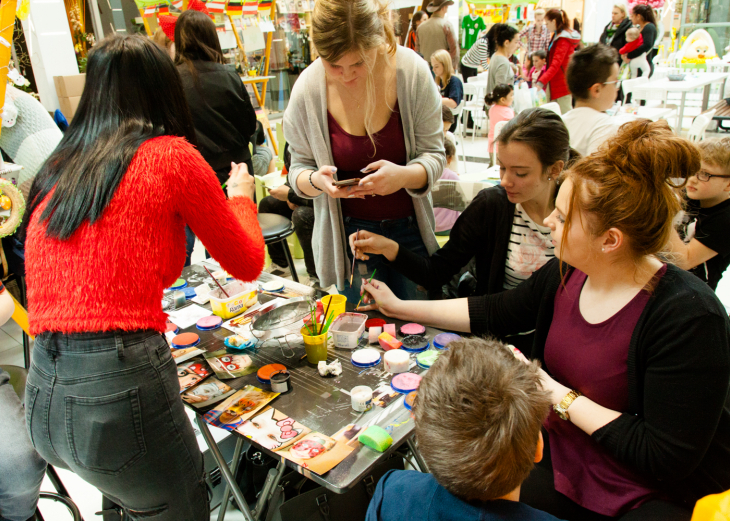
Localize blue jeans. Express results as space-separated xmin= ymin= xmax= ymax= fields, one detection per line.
xmin=0 ymin=368 xmax=46 ymax=521
xmin=26 ymin=331 xmax=209 ymax=520
xmin=343 ymin=216 xmax=429 ymax=304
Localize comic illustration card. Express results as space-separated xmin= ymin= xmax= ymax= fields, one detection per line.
xmin=204 ymin=349 xmax=258 ymax=380
xmin=178 ymin=359 xmax=212 ymax=394
xmin=236 ymin=406 xmax=310 ymax=451
xmin=371 ymin=384 xmax=400 ymax=408
xmin=182 ymin=377 xmax=236 ymax=408
xmin=203 ymin=385 xmax=279 ymax=431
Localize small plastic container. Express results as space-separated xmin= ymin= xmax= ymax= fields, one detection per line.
xmin=209 ymin=281 xmax=258 ymax=319
xmin=330 ymin=312 xmax=367 ymax=349
xmin=300 ymin=326 xmax=328 ymax=364
xmin=320 ymin=294 xmax=347 ymax=319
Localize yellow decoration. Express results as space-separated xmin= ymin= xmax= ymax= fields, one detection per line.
xmin=678 ymin=29 xmax=718 ymax=64
xmin=1 ymin=195 xmax=12 ymax=210
xmin=15 ymin=0 xmax=28 ymax=19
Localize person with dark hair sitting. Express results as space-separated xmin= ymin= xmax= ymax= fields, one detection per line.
xmin=251 ymin=121 xmax=276 ymax=178
xmin=366 ymin=337 xmax=560 ymax=521
xmin=23 ymin=34 xmax=264 ymax=520
xmin=562 ymin=44 xmax=623 ymax=156
xmin=259 ymin=143 xmax=319 ymax=285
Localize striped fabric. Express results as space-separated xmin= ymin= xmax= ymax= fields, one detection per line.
xmin=258 ymin=0 xmax=272 ymax=13
xmin=503 ymin=204 xmax=555 ymax=290
xmin=242 ymin=0 xmax=257 ymax=14
xmin=172 ymin=0 xmax=183 ymax=8
xmin=143 ymin=5 xmax=157 ymax=17
xmin=206 ymin=1 xmax=226 ymax=13
xmin=158 ymin=5 xmax=169 ymax=14
xmin=227 ymin=1 xmax=243 ymax=15
xmin=461 ymin=37 xmax=489 ymax=69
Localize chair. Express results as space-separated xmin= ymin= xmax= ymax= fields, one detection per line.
xmin=540 ymin=102 xmax=562 ymax=115
xmin=461 ymin=84 xmax=487 ymax=145
xmin=258 ymin=213 xmax=300 ymax=282
xmin=491 ymin=120 xmax=508 ymax=166
xmin=450 ymin=100 xmax=467 ymax=168
xmin=687 ymin=109 xmax=717 ymax=142
xmin=622 ymin=76 xmax=649 ymax=105
xmin=1 ymin=365 xmax=83 ymax=521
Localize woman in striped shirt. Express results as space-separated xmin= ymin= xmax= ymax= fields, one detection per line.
xmin=460 ymin=30 xmax=489 ymax=83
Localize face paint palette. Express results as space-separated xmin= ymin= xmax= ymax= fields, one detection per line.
xmin=404 ymin=391 xmax=417 ymax=411
xmin=170 ymin=278 xmax=187 ymax=290
xmin=257 ymin=364 xmax=288 ymax=385
xmin=400 ymin=323 xmax=426 ymax=336
xmin=365 ymin=318 xmax=386 ymax=329
xmin=261 ymin=280 xmax=285 ymax=293
xmin=165 ymin=321 xmax=179 ymax=334
xmin=401 ymin=335 xmax=430 ymax=353
xmin=433 ymin=333 xmax=462 ymax=350
xmin=196 ymin=315 xmax=223 ymax=331
xmin=416 ymin=349 xmax=440 ymax=369
xmin=391 ymin=373 xmax=422 ymax=394
xmin=171 ymin=332 xmax=200 ymax=349
xmin=350 ymin=348 xmax=382 ymax=368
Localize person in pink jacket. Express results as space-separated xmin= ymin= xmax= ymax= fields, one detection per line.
xmin=535 ymin=9 xmax=581 ymax=115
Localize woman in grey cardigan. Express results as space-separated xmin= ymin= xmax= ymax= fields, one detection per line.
xmin=284 ymin=0 xmax=445 ymax=300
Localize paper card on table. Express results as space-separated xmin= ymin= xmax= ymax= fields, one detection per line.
xmin=204 ymin=349 xmax=258 ymax=380
xmin=182 ymin=377 xmax=237 ymax=408
xmin=277 ymin=431 xmax=354 ymax=475
xmin=167 ymin=304 xmax=213 ymax=329
xmin=332 ymin=423 xmax=363 ymax=448
xmin=203 ymin=385 xmax=279 ymax=431
xmin=178 ymin=359 xmax=213 ymax=394
xmin=171 ymin=346 xmax=205 ymax=364
xmin=236 ymin=406 xmax=310 ymax=451
xmin=372 ymin=384 xmax=399 ymax=408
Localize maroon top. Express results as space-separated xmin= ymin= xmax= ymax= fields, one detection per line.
xmin=543 ymin=265 xmax=668 ymax=517
xmin=328 ymin=102 xmax=415 ymax=220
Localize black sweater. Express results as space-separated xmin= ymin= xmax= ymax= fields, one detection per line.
xmin=599 ymin=18 xmax=633 ymax=61
xmin=627 ymin=23 xmax=657 ymax=60
xmin=468 ymin=259 xmax=730 ymax=506
xmin=392 ymin=186 xmax=515 ymax=295
xmin=178 ymin=61 xmax=257 ymax=184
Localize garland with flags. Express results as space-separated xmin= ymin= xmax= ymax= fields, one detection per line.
xmin=227 ymin=1 xmax=243 ymax=16
xmin=258 ymin=0 xmax=272 ymax=13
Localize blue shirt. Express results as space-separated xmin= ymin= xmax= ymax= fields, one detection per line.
xmin=440 ymin=75 xmax=464 ymax=106
xmin=366 ymin=470 xmax=565 ymax=521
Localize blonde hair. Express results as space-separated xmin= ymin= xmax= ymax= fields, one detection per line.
xmin=626 ymin=27 xmax=640 ymax=40
xmin=152 ymin=28 xmax=173 ymax=52
xmin=698 ymin=137 xmax=730 ymax=176
xmin=312 ymin=0 xmax=397 ymax=147
xmin=431 ymin=49 xmax=454 ymax=89
xmin=613 ymin=3 xmax=627 ymax=16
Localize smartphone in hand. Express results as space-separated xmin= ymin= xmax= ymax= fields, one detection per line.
xmin=332 ymin=178 xmax=361 ymax=187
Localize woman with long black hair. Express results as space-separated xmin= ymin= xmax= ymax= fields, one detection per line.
xmin=175 ymin=9 xmax=258 ymax=265
xmin=24 ymin=35 xmax=264 ymax=520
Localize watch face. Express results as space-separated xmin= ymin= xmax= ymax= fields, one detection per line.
xmin=553 ymin=404 xmax=569 ymax=421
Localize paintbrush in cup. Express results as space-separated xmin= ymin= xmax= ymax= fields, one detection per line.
xmin=320 ymin=296 xmax=333 ymax=335
xmin=355 ymin=268 xmax=377 ymax=310
xmin=350 ymin=229 xmax=359 ymax=287
xmin=204 ymin=265 xmax=230 ymax=298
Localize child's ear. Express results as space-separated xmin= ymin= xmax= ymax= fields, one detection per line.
xmin=534 ymin=431 xmax=544 ymax=463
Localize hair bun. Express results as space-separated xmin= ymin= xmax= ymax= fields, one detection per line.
xmin=599 ymin=119 xmax=700 ymax=189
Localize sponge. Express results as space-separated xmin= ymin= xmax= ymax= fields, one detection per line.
xmin=383 ymin=323 xmax=396 ymax=337
xmin=359 ymin=425 xmax=393 ymax=452
xmin=378 ymin=332 xmax=402 ymax=351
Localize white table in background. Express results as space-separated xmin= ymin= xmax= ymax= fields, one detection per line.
xmin=612 ymin=106 xmax=677 ymax=125
xmin=637 ymin=72 xmax=730 ymax=129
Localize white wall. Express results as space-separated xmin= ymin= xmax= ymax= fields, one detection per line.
xmin=21 ymin=0 xmax=80 ymax=112
xmin=583 ymin=0 xmax=614 ymax=44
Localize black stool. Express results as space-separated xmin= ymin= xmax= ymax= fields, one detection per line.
xmin=1 ymin=365 xmax=83 ymax=521
xmin=258 ymin=213 xmax=299 ymax=283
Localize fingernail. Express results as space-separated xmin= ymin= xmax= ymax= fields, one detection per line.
xmin=331 ymin=167 xmax=337 ymax=173
xmin=360 ymin=168 xmax=369 ymax=173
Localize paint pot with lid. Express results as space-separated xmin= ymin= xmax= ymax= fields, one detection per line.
xmin=383 ymin=349 xmax=410 ymax=374
xmin=433 ymin=333 xmax=462 ymax=350
xmin=351 ymin=385 xmax=373 ymax=412
xmin=401 ymin=335 xmax=430 ymax=353
xmin=270 ymin=371 xmax=291 ymax=393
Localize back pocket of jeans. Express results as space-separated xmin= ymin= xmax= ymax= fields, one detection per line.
xmin=66 ymin=388 xmax=147 ymax=475
xmin=25 ymin=383 xmax=40 ymax=448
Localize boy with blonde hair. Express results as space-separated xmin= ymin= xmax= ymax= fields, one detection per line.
xmin=365 ymin=338 xmax=561 ymax=521
xmin=670 ymin=137 xmax=730 ymax=291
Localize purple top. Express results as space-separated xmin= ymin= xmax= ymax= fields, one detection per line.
xmin=543 ymin=266 xmax=667 ymax=516
xmin=434 ymin=168 xmax=461 ymax=232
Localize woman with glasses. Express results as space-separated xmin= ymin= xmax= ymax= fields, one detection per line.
xmin=562 ymin=44 xmax=624 ymax=156
xmin=669 ymin=137 xmax=730 ymax=291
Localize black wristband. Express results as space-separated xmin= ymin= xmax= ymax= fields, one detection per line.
xmin=309 ymin=171 xmax=323 ymax=192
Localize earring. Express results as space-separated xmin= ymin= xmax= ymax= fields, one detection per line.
xmin=602 ymin=247 xmax=605 ymax=252
xmin=548 ymin=177 xmax=552 ymax=181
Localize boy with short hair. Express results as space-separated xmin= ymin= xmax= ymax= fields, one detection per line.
xmin=669 ymin=137 xmax=730 ymax=291
xmin=365 ymin=337 xmax=561 ymax=521
xmin=562 ymin=44 xmax=622 ymax=156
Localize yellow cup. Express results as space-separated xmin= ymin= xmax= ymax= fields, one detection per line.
xmin=320 ymin=294 xmax=347 ymax=319
xmin=301 ymin=326 xmax=329 ymax=364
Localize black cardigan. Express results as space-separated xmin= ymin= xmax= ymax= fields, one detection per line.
xmin=391 ymin=186 xmax=515 ymax=295
xmin=599 ymin=18 xmax=633 ymax=61
xmin=178 ymin=60 xmax=257 ymax=184
xmin=627 ymin=23 xmax=657 ymax=60
xmin=468 ymin=258 xmax=730 ymax=506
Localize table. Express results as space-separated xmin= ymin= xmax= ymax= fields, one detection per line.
xmin=173 ymin=262 xmax=438 ymax=520
xmin=612 ymin=106 xmax=677 ymax=126
xmin=636 ymin=72 xmax=730 ymax=130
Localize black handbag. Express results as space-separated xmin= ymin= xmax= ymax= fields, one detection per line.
xmin=274 ymin=455 xmax=405 ymax=521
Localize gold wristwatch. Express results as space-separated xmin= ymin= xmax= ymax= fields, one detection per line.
xmin=553 ymin=390 xmax=583 ymax=421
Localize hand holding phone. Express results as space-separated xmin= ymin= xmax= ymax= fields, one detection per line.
xmin=332 ymin=178 xmax=361 ymax=187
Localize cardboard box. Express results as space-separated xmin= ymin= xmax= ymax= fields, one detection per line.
xmin=53 ymin=74 xmax=86 ymax=98
xmin=58 ymin=96 xmax=81 ymax=120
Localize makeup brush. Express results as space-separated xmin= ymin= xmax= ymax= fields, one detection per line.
xmin=320 ymin=296 xmax=333 ymax=335
xmin=355 ymin=268 xmax=377 ymax=310
xmin=350 ymin=229 xmax=360 ymax=287
xmin=204 ymin=266 xmax=230 ymax=298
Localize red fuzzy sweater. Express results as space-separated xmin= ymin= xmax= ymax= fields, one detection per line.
xmin=26 ymin=136 xmax=265 ymax=335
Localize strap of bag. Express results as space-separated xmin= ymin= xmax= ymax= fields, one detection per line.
xmin=316 ymin=494 xmax=331 ymax=521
